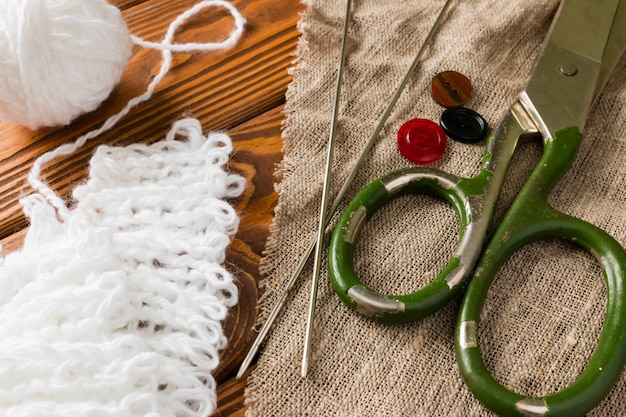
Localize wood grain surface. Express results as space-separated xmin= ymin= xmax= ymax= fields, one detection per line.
xmin=0 ymin=0 xmax=303 ymax=415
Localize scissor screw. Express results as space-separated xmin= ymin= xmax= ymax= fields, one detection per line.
xmin=559 ymin=63 xmax=578 ymax=76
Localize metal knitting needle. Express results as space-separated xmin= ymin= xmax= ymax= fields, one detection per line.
xmin=301 ymin=0 xmax=453 ymax=376
xmin=237 ymin=0 xmax=454 ymax=380
xmin=302 ymin=0 xmax=353 ymax=378
xmin=236 ymin=0 xmax=353 ymax=380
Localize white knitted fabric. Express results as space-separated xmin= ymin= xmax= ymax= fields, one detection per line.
xmin=0 ymin=118 xmax=245 ymax=416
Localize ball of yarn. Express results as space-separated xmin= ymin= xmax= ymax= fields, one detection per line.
xmin=0 ymin=0 xmax=133 ymax=130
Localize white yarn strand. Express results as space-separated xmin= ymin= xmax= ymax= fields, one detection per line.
xmin=24 ymin=1 xmax=246 ymax=219
xmin=131 ymin=0 xmax=246 ymax=52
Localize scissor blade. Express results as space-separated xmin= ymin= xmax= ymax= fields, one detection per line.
xmin=549 ymin=0 xmax=618 ymax=62
xmin=520 ymin=0 xmax=621 ymax=138
xmin=595 ymin=0 xmax=626 ymax=102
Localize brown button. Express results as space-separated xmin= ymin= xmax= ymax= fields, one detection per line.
xmin=431 ymin=70 xmax=472 ymax=108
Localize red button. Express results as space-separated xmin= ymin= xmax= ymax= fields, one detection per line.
xmin=397 ymin=118 xmax=447 ymax=164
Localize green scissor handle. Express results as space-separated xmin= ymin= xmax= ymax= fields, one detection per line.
xmin=328 ymin=103 xmax=527 ymax=323
xmin=327 ymin=167 xmax=490 ymax=323
xmin=328 ymin=102 xmax=626 ymax=415
xmin=455 ymin=125 xmax=626 ymax=417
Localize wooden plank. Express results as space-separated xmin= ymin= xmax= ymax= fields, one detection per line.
xmin=216 ymin=105 xmax=284 ymax=380
xmin=212 ymin=365 xmax=256 ymax=416
xmin=111 ymin=0 xmax=148 ymax=10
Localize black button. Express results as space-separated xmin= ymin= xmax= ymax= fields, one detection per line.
xmin=439 ymin=108 xmax=488 ymax=143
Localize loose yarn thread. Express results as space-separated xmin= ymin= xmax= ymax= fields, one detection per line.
xmin=24 ymin=0 xmax=246 ymax=219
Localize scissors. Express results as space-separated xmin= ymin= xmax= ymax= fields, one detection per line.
xmin=328 ymin=0 xmax=626 ymax=415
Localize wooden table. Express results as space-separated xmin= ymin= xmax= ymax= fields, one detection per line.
xmin=0 ymin=0 xmax=303 ymax=415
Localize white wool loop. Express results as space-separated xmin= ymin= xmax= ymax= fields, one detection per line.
xmin=25 ymin=1 xmax=246 ymax=220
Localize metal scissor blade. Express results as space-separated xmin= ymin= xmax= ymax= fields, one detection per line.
xmin=595 ymin=0 xmax=626 ymax=103
xmin=549 ymin=0 xmax=618 ymax=62
xmin=520 ymin=0 xmax=621 ymax=138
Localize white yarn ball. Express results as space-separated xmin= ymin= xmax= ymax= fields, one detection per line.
xmin=0 ymin=0 xmax=133 ymax=129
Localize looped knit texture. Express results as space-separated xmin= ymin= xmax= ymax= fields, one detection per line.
xmin=0 ymin=119 xmax=245 ymax=416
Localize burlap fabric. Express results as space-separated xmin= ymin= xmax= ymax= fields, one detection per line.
xmin=244 ymin=0 xmax=626 ymax=415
